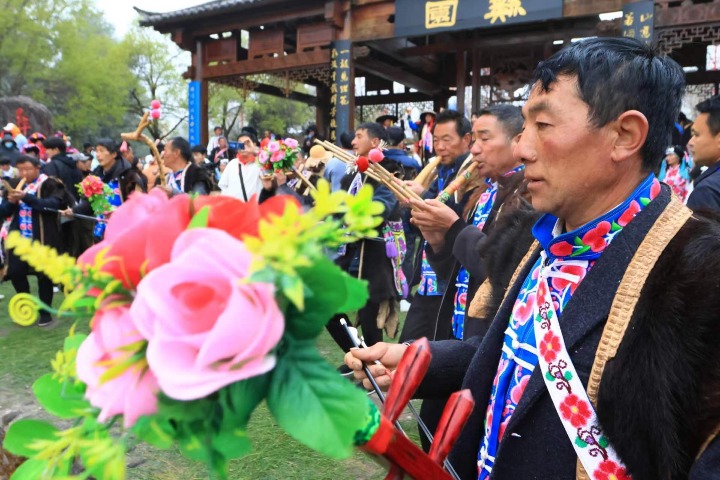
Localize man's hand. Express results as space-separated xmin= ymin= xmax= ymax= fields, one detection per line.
xmin=8 ymin=190 xmax=24 ymax=204
xmin=344 ymin=342 xmax=408 ymax=391
xmin=402 ymin=180 xmax=425 ymax=197
xmin=59 ymin=208 xmax=74 ymax=217
xmin=260 ymin=174 xmax=274 ymax=191
xmin=409 ymin=198 xmax=460 ymax=251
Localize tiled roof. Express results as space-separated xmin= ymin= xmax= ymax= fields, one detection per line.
xmin=135 ymin=0 xmax=263 ymax=27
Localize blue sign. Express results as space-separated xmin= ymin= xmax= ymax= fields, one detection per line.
xmin=188 ymin=81 xmax=201 ymax=146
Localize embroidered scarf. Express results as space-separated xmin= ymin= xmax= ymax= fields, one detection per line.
xmin=476 ymin=174 xmax=661 ymax=479
xmin=94 ymin=179 xmax=122 ymax=238
xmin=18 ymin=174 xmax=47 ymax=239
xmin=452 ymin=165 xmax=525 ymax=339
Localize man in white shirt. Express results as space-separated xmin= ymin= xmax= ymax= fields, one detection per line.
xmin=206 ymin=126 xmax=223 ymax=156
xmin=218 ymin=130 xmax=262 ymax=201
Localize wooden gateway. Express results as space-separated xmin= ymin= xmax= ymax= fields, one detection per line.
xmin=137 ymin=0 xmax=720 ymax=146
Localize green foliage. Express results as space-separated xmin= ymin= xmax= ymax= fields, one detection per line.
xmin=32 ymin=373 xmax=89 ymax=419
xmin=267 ymin=337 xmax=368 ymax=459
xmin=4 ymin=419 xmax=59 ymax=457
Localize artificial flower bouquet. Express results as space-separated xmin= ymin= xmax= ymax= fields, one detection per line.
xmin=76 ymin=175 xmax=115 ymax=216
xmin=257 ymin=138 xmax=300 ymax=173
xmin=2 ymin=181 xmax=386 ymax=479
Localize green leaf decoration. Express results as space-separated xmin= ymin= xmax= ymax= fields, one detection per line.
xmin=598 ymin=435 xmax=609 ymax=449
xmin=573 ymin=236 xmax=584 ymax=247
xmin=571 ymin=245 xmax=591 ymax=257
xmin=64 ymin=332 xmax=87 ymax=353
xmin=547 ymin=310 xmax=554 ymax=320
xmin=545 ymin=371 xmax=556 ymax=382
xmin=10 ymin=459 xmax=50 ymax=480
xmin=267 ymin=338 xmax=368 ymax=458
xmin=281 ymin=274 xmax=305 ymax=311
xmin=286 ymin=257 xmax=369 ymax=340
xmin=32 ymin=373 xmax=89 ymax=419
xmin=564 ymin=371 xmax=573 ymax=381
xmin=611 ymin=221 xmax=622 ymax=232
xmin=131 ymin=416 xmax=176 ymax=450
xmin=4 ymin=419 xmax=58 ymax=457
xmin=188 ymin=206 xmax=211 ymax=230
xmin=574 ymin=436 xmax=588 ymax=449
xmin=640 ymin=197 xmax=651 ymax=207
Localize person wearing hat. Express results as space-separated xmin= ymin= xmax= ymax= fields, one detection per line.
xmin=72 ymin=152 xmax=93 ymax=178
xmin=659 ymin=145 xmax=691 ymax=201
xmin=4 ymin=123 xmax=27 ymax=152
xmin=0 ymin=132 xmax=21 ymax=165
xmin=324 ymin=131 xmax=353 ymax=192
xmin=383 ymin=126 xmax=421 ymax=177
xmin=376 ymin=114 xmax=398 ymax=129
xmin=30 ymin=133 xmax=48 ymax=161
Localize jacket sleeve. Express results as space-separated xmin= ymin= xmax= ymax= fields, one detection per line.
xmin=690 ymin=436 xmax=720 ymax=479
xmin=687 ymin=184 xmax=720 ymax=212
xmin=451 ymin=224 xmax=489 ymax=281
xmin=0 ymin=200 xmax=17 ymax=218
xmin=425 ymin=218 xmax=467 ymax=280
xmin=373 ymin=184 xmax=399 ymax=222
xmin=414 ymin=335 xmax=482 ymax=399
xmin=22 ymin=183 xmax=67 ymax=212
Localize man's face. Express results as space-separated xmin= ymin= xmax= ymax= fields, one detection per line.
xmin=46 ymin=147 xmax=59 ymax=158
xmin=433 ymin=121 xmax=470 ymax=165
xmin=352 ymin=128 xmax=376 ymax=157
xmin=17 ymin=162 xmax=39 ymax=182
xmin=218 ymin=137 xmax=227 ymax=148
xmin=471 ymin=115 xmax=518 ymax=180
xmin=96 ymin=145 xmax=116 ymax=170
xmin=161 ymin=144 xmax=179 ymax=167
xmin=192 ymin=152 xmax=205 ymax=165
xmin=0 ymin=164 xmax=10 ymax=172
xmin=264 ymin=130 xmax=270 ymax=138
xmin=214 ymin=128 xmax=222 ymax=136
xmin=238 ymin=135 xmax=257 ymax=154
xmin=516 ymin=75 xmax=617 ymax=221
xmin=688 ymin=113 xmax=720 ymax=167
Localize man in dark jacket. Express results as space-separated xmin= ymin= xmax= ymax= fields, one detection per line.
xmin=43 ymin=136 xmax=84 ymax=204
xmin=687 ymin=95 xmax=720 ymax=211
xmin=1 ymin=155 xmax=67 ymax=326
xmin=347 ymin=38 xmax=720 ymax=479
xmin=160 ymin=136 xmax=213 ymax=196
xmin=0 ymin=132 xmax=22 ymax=165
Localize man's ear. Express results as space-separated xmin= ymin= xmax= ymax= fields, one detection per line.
xmin=610 ymin=110 xmax=648 ymax=164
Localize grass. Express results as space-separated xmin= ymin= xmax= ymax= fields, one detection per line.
xmin=0 ymin=280 xmax=421 ymax=479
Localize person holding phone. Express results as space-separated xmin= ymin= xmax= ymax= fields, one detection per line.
xmin=218 ymin=129 xmax=262 ymax=201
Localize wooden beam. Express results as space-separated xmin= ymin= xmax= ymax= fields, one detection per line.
xmin=685 ymin=70 xmax=720 ymax=86
xmin=365 ymin=39 xmax=439 ymax=74
xmin=203 ymin=50 xmax=331 ymax=79
xmin=355 ymin=57 xmax=441 ymax=95
xmin=563 ymin=0 xmax=622 ymax=18
xmin=355 ymin=91 xmax=433 ymax=106
xmin=212 ymin=78 xmax=319 ymax=105
xmin=351 ymin=1 xmax=395 ymax=42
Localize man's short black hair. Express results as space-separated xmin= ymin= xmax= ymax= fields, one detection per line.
xmin=532 ymin=37 xmax=685 ymax=172
xmin=191 ymin=144 xmax=207 ymax=154
xmin=386 ymin=127 xmax=406 ymax=147
xmin=696 ymin=95 xmax=720 ymax=136
xmin=239 ymin=128 xmax=258 ymax=146
xmin=0 ymin=156 xmax=10 ymax=166
xmin=339 ymin=131 xmax=354 ymax=150
xmin=16 ymin=154 xmax=41 ymax=168
xmin=44 ymin=136 xmax=66 ymax=152
xmin=433 ymin=109 xmax=472 ymax=139
xmin=170 ymin=137 xmax=192 ymax=163
xmin=214 ymin=126 xmax=222 ymax=132
xmin=357 ymin=122 xmax=388 ymax=142
xmin=83 ymin=142 xmax=92 ymax=150
xmin=479 ymin=104 xmax=524 ymax=139
xmin=96 ymin=138 xmax=120 ymax=154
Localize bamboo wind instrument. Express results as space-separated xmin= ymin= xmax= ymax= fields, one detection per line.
xmin=436 ymin=161 xmax=478 ymax=204
xmin=121 ymin=112 xmax=166 ymax=187
xmin=415 ymin=156 xmax=441 ymax=189
xmin=313 ymin=140 xmax=425 ymax=203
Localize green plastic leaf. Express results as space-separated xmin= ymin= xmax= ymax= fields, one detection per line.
xmin=10 ymin=459 xmax=50 ymax=480
xmin=267 ymin=339 xmax=367 ymax=458
xmin=4 ymin=419 xmax=58 ymax=457
xmin=64 ymin=332 xmax=88 ymax=353
xmin=131 ymin=416 xmax=176 ymax=450
xmin=281 ymin=274 xmax=305 ymax=310
xmin=32 ymin=373 xmax=89 ymax=419
xmin=574 ymin=436 xmax=588 ymax=449
xmin=188 ymin=206 xmax=211 ymax=229
xmin=286 ymin=257 xmax=369 ymax=340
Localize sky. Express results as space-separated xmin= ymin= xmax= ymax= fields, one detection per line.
xmin=93 ymin=0 xmax=207 ymax=38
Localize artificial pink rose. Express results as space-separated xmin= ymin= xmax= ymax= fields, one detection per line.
xmin=78 ymin=189 xmax=191 ymax=288
xmin=130 ymin=228 xmax=284 ymax=401
xmin=283 ymin=138 xmax=298 ymax=149
xmin=76 ymin=306 xmax=159 ymax=427
xmin=271 ymin=151 xmax=284 ymax=163
xmin=258 ymin=150 xmax=269 ymax=164
xmin=267 ymin=141 xmax=280 ymax=153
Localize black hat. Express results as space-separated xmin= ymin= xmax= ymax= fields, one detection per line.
xmin=376 ymin=114 xmax=398 ymax=125
xmin=386 ymin=127 xmax=406 ymax=147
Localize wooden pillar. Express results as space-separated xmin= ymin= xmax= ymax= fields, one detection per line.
xmin=456 ymin=50 xmax=466 ymax=115
xmin=195 ymin=39 xmax=209 ymax=148
xmin=471 ymin=48 xmax=481 ymax=113
xmin=316 ymin=85 xmax=331 ymax=138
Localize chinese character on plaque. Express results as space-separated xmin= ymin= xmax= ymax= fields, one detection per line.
xmin=484 ymin=0 xmax=527 ymax=25
xmin=425 ymin=0 xmax=458 ymax=29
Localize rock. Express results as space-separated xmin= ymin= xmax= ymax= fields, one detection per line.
xmin=0 ymin=96 xmax=53 ymax=136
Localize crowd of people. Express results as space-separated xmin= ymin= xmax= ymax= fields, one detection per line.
xmin=3 ymin=35 xmax=720 ymax=479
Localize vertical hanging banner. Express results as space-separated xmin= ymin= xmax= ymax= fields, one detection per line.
xmin=330 ymin=40 xmax=352 ymax=145
xmin=188 ymin=81 xmax=201 ymax=146
xmin=622 ymin=1 xmax=654 ymax=45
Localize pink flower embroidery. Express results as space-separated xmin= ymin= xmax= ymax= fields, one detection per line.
xmin=550 ymin=263 xmax=586 ymax=294
xmin=267 ymin=141 xmax=280 ymax=153
xmin=581 ymin=221 xmax=611 ymax=252
xmin=538 ymin=331 xmax=561 ymax=363
xmin=594 ymin=460 xmax=631 ymax=480
xmin=511 ymin=293 xmax=535 ymax=327
xmin=509 ymin=373 xmax=530 ymax=405
xmin=549 ymin=241 xmax=573 ymax=257
xmin=617 ymin=200 xmax=640 ymax=227
xmin=559 ymin=394 xmax=592 ymax=428
xmin=650 ymin=179 xmax=661 ymax=199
